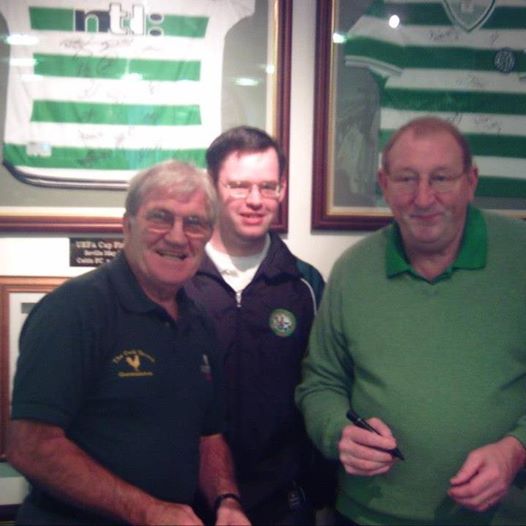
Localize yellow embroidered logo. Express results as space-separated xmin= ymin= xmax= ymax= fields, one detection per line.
xmin=126 ymin=354 xmax=141 ymax=371
xmin=113 ymin=349 xmax=155 ymax=377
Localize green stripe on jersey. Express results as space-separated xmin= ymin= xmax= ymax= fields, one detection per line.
xmin=484 ymin=8 xmax=526 ymax=29
xmin=34 ymin=54 xmax=200 ymax=81
xmin=31 ymin=101 xmax=201 ymax=126
xmin=379 ymin=131 xmax=526 ymax=161
xmin=3 ymin=144 xmax=206 ymax=170
xmin=476 ymin=176 xmax=526 ymax=198
xmin=383 ymin=88 xmax=526 ymax=116
xmin=30 ymin=8 xmax=74 ymax=31
xmin=160 ymin=15 xmax=208 ymax=37
xmin=346 ymin=38 xmax=526 ymax=72
xmin=468 ymin=133 xmax=526 ymax=159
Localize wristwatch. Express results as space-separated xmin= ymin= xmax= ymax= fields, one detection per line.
xmin=213 ymin=493 xmax=242 ymax=512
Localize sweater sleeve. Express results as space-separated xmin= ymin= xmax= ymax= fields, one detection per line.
xmin=295 ymin=258 xmax=354 ymax=460
xmin=508 ymin=419 xmax=526 ymax=452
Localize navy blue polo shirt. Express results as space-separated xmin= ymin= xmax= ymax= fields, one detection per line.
xmin=12 ymin=253 xmax=224 ymax=521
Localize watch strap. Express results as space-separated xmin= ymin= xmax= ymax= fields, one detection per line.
xmin=213 ymin=492 xmax=242 ymax=512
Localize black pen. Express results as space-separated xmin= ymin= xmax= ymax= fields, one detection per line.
xmin=346 ymin=409 xmax=405 ymax=461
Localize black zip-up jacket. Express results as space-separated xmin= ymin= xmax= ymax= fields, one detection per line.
xmin=185 ymin=233 xmax=325 ymax=510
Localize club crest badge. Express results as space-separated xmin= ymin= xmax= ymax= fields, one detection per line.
xmin=494 ymin=48 xmax=516 ymax=74
xmin=443 ymin=0 xmax=495 ymax=32
xmin=269 ymin=309 xmax=296 ymax=338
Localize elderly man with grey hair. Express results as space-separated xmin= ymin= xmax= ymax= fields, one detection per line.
xmin=7 ymin=160 xmax=250 ymax=526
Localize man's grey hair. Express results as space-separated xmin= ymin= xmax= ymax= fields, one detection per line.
xmin=125 ymin=160 xmax=218 ymax=223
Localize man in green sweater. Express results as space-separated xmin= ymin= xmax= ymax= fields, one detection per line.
xmin=296 ymin=116 xmax=526 ymax=525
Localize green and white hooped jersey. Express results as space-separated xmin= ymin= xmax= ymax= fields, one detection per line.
xmin=345 ymin=0 xmax=526 ymax=199
xmin=1 ymin=0 xmax=255 ymax=187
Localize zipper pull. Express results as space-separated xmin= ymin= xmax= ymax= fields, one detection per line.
xmin=235 ymin=290 xmax=242 ymax=307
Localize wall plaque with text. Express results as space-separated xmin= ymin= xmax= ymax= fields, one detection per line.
xmin=70 ymin=238 xmax=124 ymax=267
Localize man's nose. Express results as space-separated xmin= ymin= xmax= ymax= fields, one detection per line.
xmin=164 ymin=218 xmax=188 ymax=244
xmin=413 ymin=178 xmax=436 ymax=207
xmin=245 ymin=184 xmax=263 ymax=206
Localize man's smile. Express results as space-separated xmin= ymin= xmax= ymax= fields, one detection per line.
xmin=155 ymin=249 xmax=188 ymax=261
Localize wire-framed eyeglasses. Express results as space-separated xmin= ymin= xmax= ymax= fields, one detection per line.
xmin=220 ymin=180 xmax=281 ymax=199
xmin=387 ymin=171 xmax=466 ymax=195
xmin=144 ymin=209 xmax=212 ymax=238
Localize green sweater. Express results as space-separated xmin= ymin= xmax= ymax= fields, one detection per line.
xmin=296 ymin=208 xmax=526 ymax=525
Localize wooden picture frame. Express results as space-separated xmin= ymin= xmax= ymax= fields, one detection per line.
xmin=312 ymin=0 xmax=526 ymax=230
xmin=0 ymin=276 xmax=67 ymax=459
xmin=0 ymin=0 xmax=291 ymax=233
xmin=312 ymin=0 xmax=389 ymax=230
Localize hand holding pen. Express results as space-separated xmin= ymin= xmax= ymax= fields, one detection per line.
xmin=338 ymin=409 xmax=404 ymax=477
xmin=346 ymin=409 xmax=405 ymax=460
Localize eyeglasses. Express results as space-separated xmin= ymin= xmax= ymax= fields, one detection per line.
xmin=387 ymin=171 xmax=465 ymax=195
xmin=220 ymin=180 xmax=281 ymax=199
xmin=144 ymin=209 xmax=212 ymax=239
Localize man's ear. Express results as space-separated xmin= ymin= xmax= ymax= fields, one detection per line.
xmin=377 ymin=169 xmax=388 ymax=193
xmin=122 ymin=214 xmax=131 ymax=241
xmin=278 ymin=177 xmax=287 ymax=203
xmin=466 ymin=165 xmax=479 ymax=202
xmin=377 ymin=169 xmax=393 ymax=208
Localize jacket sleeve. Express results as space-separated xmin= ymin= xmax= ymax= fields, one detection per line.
xmin=295 ymin=259 xmax=325 ymax=308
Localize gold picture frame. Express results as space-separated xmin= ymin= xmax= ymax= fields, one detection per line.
xmin=0 ymin=276 xmax=67 ymax=459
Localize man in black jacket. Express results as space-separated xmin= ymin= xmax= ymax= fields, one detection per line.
xmin=186 ymin=126 xmax=332 ymax=525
